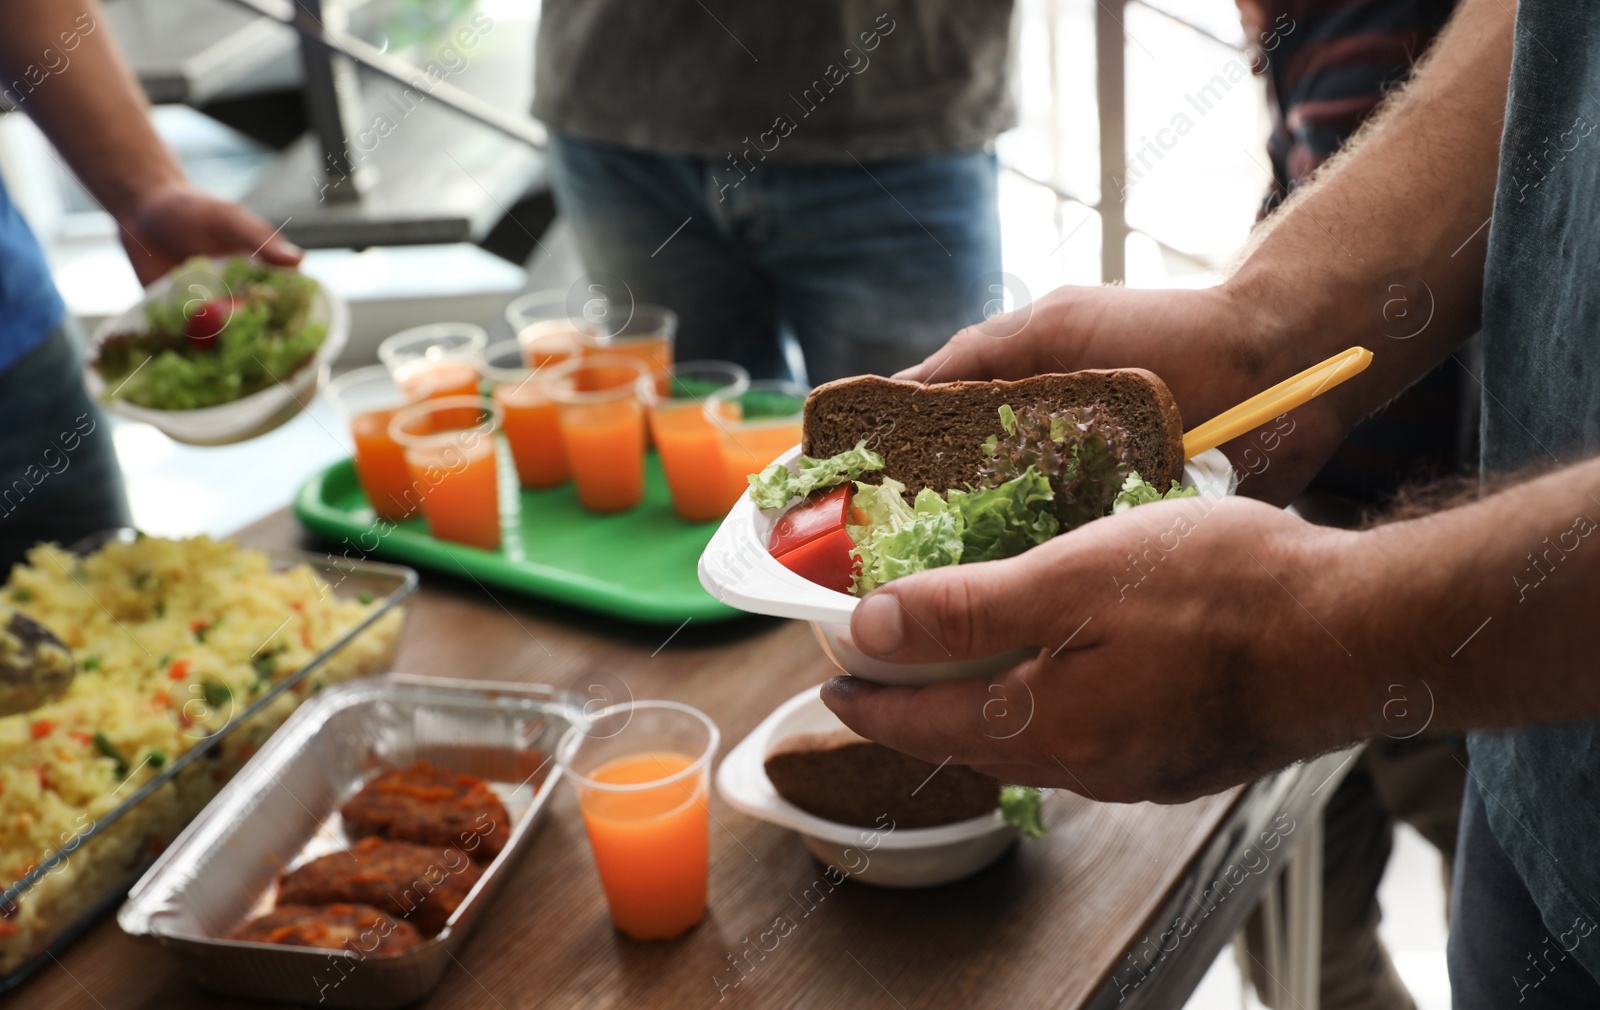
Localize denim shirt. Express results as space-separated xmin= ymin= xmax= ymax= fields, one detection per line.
xmin=0 ymin=177 xmax=66 ymax=375
xmin=1473 ymin=0 xmax=1600 ymax=978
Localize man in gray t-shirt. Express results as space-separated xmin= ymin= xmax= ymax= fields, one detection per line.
xmin=818 ymin=1 xmax=1600 ymax=1005
xmin=531 ymin=1 xmax=1015 ymax=382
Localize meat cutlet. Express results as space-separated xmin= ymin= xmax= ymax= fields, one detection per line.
xmin=277 ymin=837 xmax=482 ymax=935
xmin=340 ymin=761 xmax=510 ymax=862
xmin=228 ymin=902 xmax=425 ymax=956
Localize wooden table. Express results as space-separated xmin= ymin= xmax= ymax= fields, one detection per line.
xmin=15 ymin=511 xmax=1348 ymax=1010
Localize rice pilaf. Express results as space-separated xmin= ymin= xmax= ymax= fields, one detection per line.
xmin=0 ymin=535 xmax=401 ymax=972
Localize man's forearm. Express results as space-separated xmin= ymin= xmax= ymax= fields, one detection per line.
xmin=1223 ymin=0 xmax=1513 ymax=431
xmin=1342 ymin=454 xmax=1600 ymax=733
xmin=0 ymin=0 xmax=184 ymax=220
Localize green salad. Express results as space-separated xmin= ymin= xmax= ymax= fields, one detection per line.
xmin=92 ymin=257 xmax=325 ymax=411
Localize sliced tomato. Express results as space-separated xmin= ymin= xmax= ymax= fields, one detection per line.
xmin=183 ymin=297 xmax=239 ymax=350
xmin=769 ymin=485 xmax=859 ymax=592
xmin=773 ymin=527 xmax=857 ymax=594
xmin=769 ymin=485 xmax=853 ymax=556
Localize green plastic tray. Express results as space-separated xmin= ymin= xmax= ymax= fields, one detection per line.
xmin=293 ymin=455 xmax=741 ymax=625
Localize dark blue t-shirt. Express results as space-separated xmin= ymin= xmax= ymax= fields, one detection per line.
xmin=1473 ymin=0 xmax=1600 ymax=982
xmin=0 ymin=176 xmax=67 ymax=374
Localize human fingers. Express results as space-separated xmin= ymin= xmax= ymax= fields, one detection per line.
xmin=205 ymin=200 xmax=302 ymax=266
xmin=849 ymin=531 xmax=1114 ymax=664
xmin=891 ymin=316 xmax=1046 ymax=383
xmin=820 ymin=675 xmax=1032 ymax=768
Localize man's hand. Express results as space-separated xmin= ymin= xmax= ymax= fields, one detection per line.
xmin=896 ymin=283 xmax=1350 ymax=505
xmin=118 ymin=182 xmax=302 ymax=287
xmin=0 ymin=1 xmax=301 ymax=287
xmin=821 ymin=496 xmax=1379 ymax=803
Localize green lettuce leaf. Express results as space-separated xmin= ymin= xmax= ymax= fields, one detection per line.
xmin=850 ymin=476 xmax=916 ymax=528
xmin=950 ymin=467 xmax=1059 ymax=564
xmin=1111 ymin=471 xmax=1198 ymax=514
xmin=848 ymin=479 xmax=964 ymax=594
xmin=1000 ymin=785 xmax=1047 ymax=838
xmin=747 ymin=440 xmax=885 ymax=509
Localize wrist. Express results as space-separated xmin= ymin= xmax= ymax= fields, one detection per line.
xmin=1216 ymin=260 xmax=1305 ymax=388
xmin=1295 ymin=525 xmax=1399 ymax=740
xmin=103 ymin=168 xmax=187 ymax=226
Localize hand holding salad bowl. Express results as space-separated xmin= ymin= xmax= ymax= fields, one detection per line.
xmin=699 ymin=369 xmax=1236 ymax=686
xmin=85 ymin=256 xmax=348 ymax=445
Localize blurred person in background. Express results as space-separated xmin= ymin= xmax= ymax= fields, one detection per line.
xmin=533 ymin=1 xmax=1014 ymax=383
xmin=0 ymin=0 xmax=301 ymax=570
xmin=1234 ymin=3 xmax=1466 ymax=1009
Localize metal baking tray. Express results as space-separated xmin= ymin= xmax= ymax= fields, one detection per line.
xmin=0 ymin=529 xmax=415 ymax=991
xmin=118 ymin=673 xmax=576 ymax=1009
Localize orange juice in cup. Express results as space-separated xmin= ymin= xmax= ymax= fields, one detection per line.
xmin=506 ymin=290 xmax=600 ymax=369
xmin=545 ymin=354 xmax=648 ymax=513
xmin=378 ymin=323 xmax=488 ymax=429
xmin=326 ymin=366 xmax=421 ymax=522
xmin=558 ymin=701 xmax=719 ymax=941
xmin=641 ymin=361 xmax=750 ymax=521
xmin=704 ymin=380 xmax=809 ymax=498
xmin=388 ymin=396 xmax=504 ymax=550
xmin=590 ymin=304 xmax=676 ymax=393
xmin=483 ymin=339 xmax=577 ymax=489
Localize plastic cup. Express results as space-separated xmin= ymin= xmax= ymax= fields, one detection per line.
xmin=557 ymin=701 xmax=719 ymax=941
xmin=591 ymin=305 xmax=676 ymax=393
xmin=378 ymin=323 xmax=488 ymax=428
xmin=640 ymin=361 xmax=750 ymax=522
xmin=483 ymin=339 xmax=574 ymax=490
xmin=544 ymin=354 xmax=649 ymax=514
xmin=387 ymin=396 xmax=504 ymax=550
xmin=704 ymin=380 xmax=808 ymax=497
xmin=326 ymin=366 xmax=422 ymax=523
xmin=505 ymin=291 xmax=601 ymax=368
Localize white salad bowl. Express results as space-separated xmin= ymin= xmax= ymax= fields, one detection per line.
xmin=85 ymin=258 xmax=349 ymax=446
xmin=717 ymin=684 xmax=1019 ymax=888
xmin=699 ymin=444 xmax=1238 ymax=686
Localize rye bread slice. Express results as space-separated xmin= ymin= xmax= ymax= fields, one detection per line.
xmin=763 ymin=729 xmax=999 ymax=829
xmin=802 ymin=370 xmax=1184 ymax=495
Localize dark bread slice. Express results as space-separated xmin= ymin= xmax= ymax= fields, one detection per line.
xmin=802 ymin=370 xmax=1184 ymax=495
xmin=763 ymin=728 xmax=999 ymax=829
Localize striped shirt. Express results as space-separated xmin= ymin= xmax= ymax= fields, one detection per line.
xmin=1238 ymin=0 xmax=1462 ymax=500
xmin=1239 ymin=0 xmax=1456 ymax=213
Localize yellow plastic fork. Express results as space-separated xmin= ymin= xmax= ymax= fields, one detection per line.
xmin=1182 ymin=346 xmax=1374 ymax=459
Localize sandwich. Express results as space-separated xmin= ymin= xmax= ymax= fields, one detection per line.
xmin=750 ymin=370 xmax=1194 ymax=595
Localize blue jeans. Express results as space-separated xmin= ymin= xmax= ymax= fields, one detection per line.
xmin=0 ymin=324 xmax=130 ymax=569
xmin=545 ymin=135 xmax=1002 ymax=383
xmin=1448 ymin=778 xmax=1600 ymax=1008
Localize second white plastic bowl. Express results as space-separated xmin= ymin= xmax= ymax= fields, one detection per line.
xmin=716 ymin=685 xmax=1018 ymax=888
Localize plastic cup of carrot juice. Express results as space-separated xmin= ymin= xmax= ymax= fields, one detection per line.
xmin=483 ymin=338 xmax=582 ymax=490
xmin=557 ymin=700 xmax=720 ymax=941
xmin=639 ymin=361 xmax=750 ymax=522
xmin=378 ymin=322 xmax=488 ymax=428
xmin=590 ymin=304 xmax=676 ymax=394
xmin=506 ymin=290 xmax=601 ymax=369
xmin=387 ymin=395 xmax=504 ymax=550
xmin=326 ymin=365 xmax=422 ymax=522
xmin=703 ymin=380 xmax=809 ymax=501
xmin=544 ymin=354 xmax=649 ymax=514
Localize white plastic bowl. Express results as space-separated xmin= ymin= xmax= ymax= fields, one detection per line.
xmin=717 ymin=685 xmax=1018 ymax=887
xmin=699 ymin=445 xmax=1237 ymax=686
xmin=85 ymin=258 xmax=349 ymax=446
